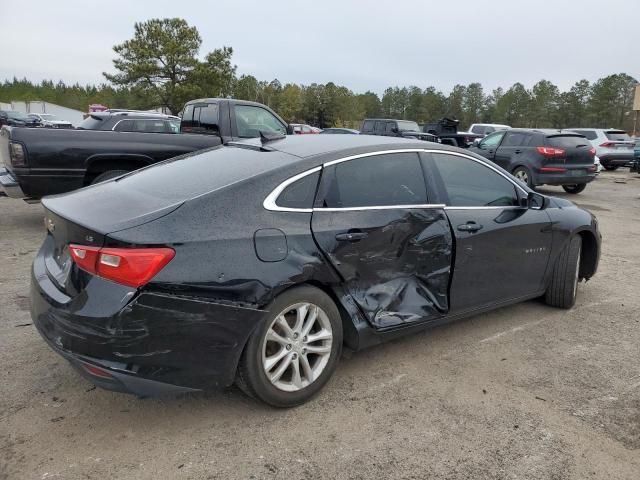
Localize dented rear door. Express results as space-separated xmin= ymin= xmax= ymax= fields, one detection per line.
xmin=311 ymin=151 xmax=453 ymax=329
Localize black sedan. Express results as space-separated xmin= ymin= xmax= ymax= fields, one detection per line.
xmin=31 ymin=135 xmax=601 ymax=407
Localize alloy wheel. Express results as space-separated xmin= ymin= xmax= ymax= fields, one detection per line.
xmin=514 ymin=169 xmax=529 ymax=184
xmin=261 ymin=302 xmax=333 ymax=392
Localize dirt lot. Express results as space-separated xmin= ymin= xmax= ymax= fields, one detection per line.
xmin=1 ymin=171 xmax=639 ymax=480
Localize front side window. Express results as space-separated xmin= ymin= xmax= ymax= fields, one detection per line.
xmin=318 ymin=153 xmax=428 ymax=208
xmin=362 ymin=120 xmax=374 ymax=133
xmin=114 ymin=119 xmax=135 ymax=132
xmin=374 ymin=121 xmax=386 ymax=134
xmin=502 ymin=131 xmax=528 ymax=147
xmin=235 ymin=105 xmax=286 ymax=138
xmin=479 ymin=131 xmax=505 ymax=148
xmin=432 ymin=153 xmax=519 ymax=207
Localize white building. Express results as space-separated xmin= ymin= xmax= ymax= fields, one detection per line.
xmin=2 ymin=101 xmax=85 ymax=126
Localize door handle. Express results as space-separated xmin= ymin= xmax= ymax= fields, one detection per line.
xmin=335 ymin=231 xmax=368 ymax=242
xmin=457 ymin=222 xmax=483 ymax=232
xmin=514 ymin=149 xmax=522 ymax=154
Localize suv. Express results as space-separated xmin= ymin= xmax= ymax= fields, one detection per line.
xmin=567 ymin=128 xmax=634 ymax=170
xmin=468 ymin=123 xmax=511 ymax=137
xmin=361 ymin=118 xmax=437 ymax=142
xmin=77 ymin=110 xmax=180 ymax=133
xmin=469 ymin=128 xmax=596 ymax=193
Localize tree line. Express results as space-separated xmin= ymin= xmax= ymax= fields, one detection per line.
xmin=1 ymin=18 xmax=637 ymax=132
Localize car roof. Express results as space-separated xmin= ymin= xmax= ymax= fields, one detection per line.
xmin=506 ymin=128 xmax=585 ymax=137
xmin=253 ymin=133 xmax=445 ymax=158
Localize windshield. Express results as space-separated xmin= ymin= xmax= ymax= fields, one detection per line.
xmin=396 ymin=120 xmax=420 ymax=132
xmin=605 ymin=130 xmax=631 ymax=141
xmin=7 ymin=111 xmax=29 ymax=120
xmin=168 ymin=119 xmax=180 ymax=133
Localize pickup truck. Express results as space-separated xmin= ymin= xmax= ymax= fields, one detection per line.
xmin=0 ymin=98 xmax=290 ymax=200
xmin=422 ymin=117 xmax=482 ymax=148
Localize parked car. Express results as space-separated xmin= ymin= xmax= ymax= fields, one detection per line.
xmin=468 ymin=123 xmax=511 ymax=136
xmin=422 ymin=117 xmax=482 ymax=148
xmin=27 ymin=113 xmax=74 ymax=129
xmin=320 ymin=128 xmax=360 ymax=135
xmin=469 ymin=128 xmax=597 ymax=193
xmin=0 ymin=110 xmax=40 ymax=128
xmin=631 ymin=138 xmax=640 ymax=173
xmin=594 ymin=156 xmax=603 ymax=174
xmin=567 ymin=128 xmax=634 ymax=171
xmin=360 ymin=118 xmax=438 ymax=142
xmin=77 ymin=110 xmax=180 ymax=132
xmin=31 ymin=135 xmax=600 ymax=406
xmin=0 ymin=98 xmax=291 ymax=200
xmin=290 ymin=124 xmax=319 ymax=134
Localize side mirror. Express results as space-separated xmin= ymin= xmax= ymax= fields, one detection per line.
xmin=391 ymin=127 xmax=399 ymax=134
xmin=527 ymin=191 xmax=548 ymax=210
xmin=286 ymin=124 xmax=295 ymax=135
xmin=473 ymin=138 xmax=481 ymax=146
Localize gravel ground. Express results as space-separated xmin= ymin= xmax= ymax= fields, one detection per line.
xmin=1 ymin=171 xmax=639 ymax=480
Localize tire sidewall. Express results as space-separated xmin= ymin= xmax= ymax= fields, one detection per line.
xmin=242 ymin=286 xmax=343 ymax=407
xmin=513 ymin=166 xmax=534 ymax=188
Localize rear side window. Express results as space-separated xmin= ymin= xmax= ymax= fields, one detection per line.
xmin=605 ymin=130 xmax=631 ymax=141
xmin=235 ymin=105 xmax=286 ymax=138
xmin=502 ymin=132 xmax=528 ymax=147
xmin=362 ymin=120 xmax=374 ymax=133
xmin=277 ymin=171 xmax=320 ymax=209
xmin=547 ymin=135 xmax=591 ymax=149
xmin=181 ymin=103 xmax=219 ymax=134
xmin=385 ymin=122 xmax=395 ymax=133
xmin=318 ymin=153 xmax=427 ymax=208
xmin=374 ymin=121 xmax=386 ymax=134
xmin=432 ymin=153 xmax=519 ymax=207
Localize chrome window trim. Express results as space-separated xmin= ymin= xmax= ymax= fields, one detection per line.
xmin=263 ymin=148 xmax=528 ymax=213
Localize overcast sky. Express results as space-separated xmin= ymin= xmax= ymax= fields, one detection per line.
xmin=2 ymin=0 xmax=638 ymax=95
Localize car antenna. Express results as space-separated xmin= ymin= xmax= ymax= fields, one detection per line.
xmin=260 ymin=131 xmax=285 ymax=144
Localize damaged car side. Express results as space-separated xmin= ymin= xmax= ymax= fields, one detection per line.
xmin=31 ymin=135 xmax=601 ymax=407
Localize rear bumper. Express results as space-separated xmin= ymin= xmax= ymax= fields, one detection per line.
xmin=598 ymin=153 xmax=634 ymax=166
xmin=30 ymin=246 xmax=264 ymax=396
xmin=535 ymin=170 xmax=596 ymax=186
xmin=0 ymin=167 xmax=25 ymax=198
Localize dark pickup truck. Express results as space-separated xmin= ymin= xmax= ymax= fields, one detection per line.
xmin=422 ymin=117 xmax=482 ymax=148
xmin=0 ymin=98 xmax=290 ymax=200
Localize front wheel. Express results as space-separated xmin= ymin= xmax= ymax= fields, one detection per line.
xmin=545 ymin=235 xmax=582 ymax=309
xmin=236 ymin=286 xmax=343 ymax=407
xmin=562 ymin=184 xmax=587 ymax=194
xmin=512 ymin=166 xmax=534 ymax=188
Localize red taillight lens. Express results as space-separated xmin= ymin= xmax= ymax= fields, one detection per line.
xmin=600 ymin=142 xmax=614 ymax=147
xmin=539 ymin=167 xmax=567 ymax=173
xmin=536 ymin=146 xmax=566 ymax=157
xmin=589 ymin=147 xmax=596 ymax=156
xmin=69 ymin=244 xmax=175 ymax=288
xmin=81 ymin=362 xmax=114 ymax=379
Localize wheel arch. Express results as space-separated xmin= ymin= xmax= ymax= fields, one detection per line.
xmin=83 ymin=154 xmax=153 ymax=185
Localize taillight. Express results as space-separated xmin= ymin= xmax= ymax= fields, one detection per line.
xmin=69 ymin=244 xmax=175 ymax=288
xmin=536 ymin=146 xmax=565 ymax=157
xmin=600 ymin=142 xmax=615 ymax=148
xmin=9 ymin=142 xmax=27 ymax=166
xmin=589 ymin=147 xmax=596 ymax=156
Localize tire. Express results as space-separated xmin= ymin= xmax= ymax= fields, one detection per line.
xmin=545 ymin=235 xmax=582 ymax=309
xmin=236 ymin=285 xmax=343 ymax=407
xmin=562 ymin=183 xmax=587 ymax=194
xmin=512 ymin=166 xmax=534 ymax=188
xmin=603 ymin=165 xmax=618 ymax=171
xmin=90 ymin=169 xmax=130 ymax=185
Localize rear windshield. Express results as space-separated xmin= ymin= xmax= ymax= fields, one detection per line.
xmin=547 ymin=135 xmax=591 ymax=149
xmin=605 ymin=130 xmax=631 ymax=141
xmin=78 ymin=115 xmax=105 ymax=130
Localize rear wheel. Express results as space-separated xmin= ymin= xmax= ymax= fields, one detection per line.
xmin=562 ymin=183 xmax=587 ymax=194
xmin=91 ymin=170 xmax=129 ymax=185
xmin=236 ymin=286 xmax=342 ymax=407
xmin=512 ymin=166 xmax=534 ymax=188
xmin=545 ymin=235 xmax=582 ymax=309
xmin=603 ymin=165 xmax=618 ymax=171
